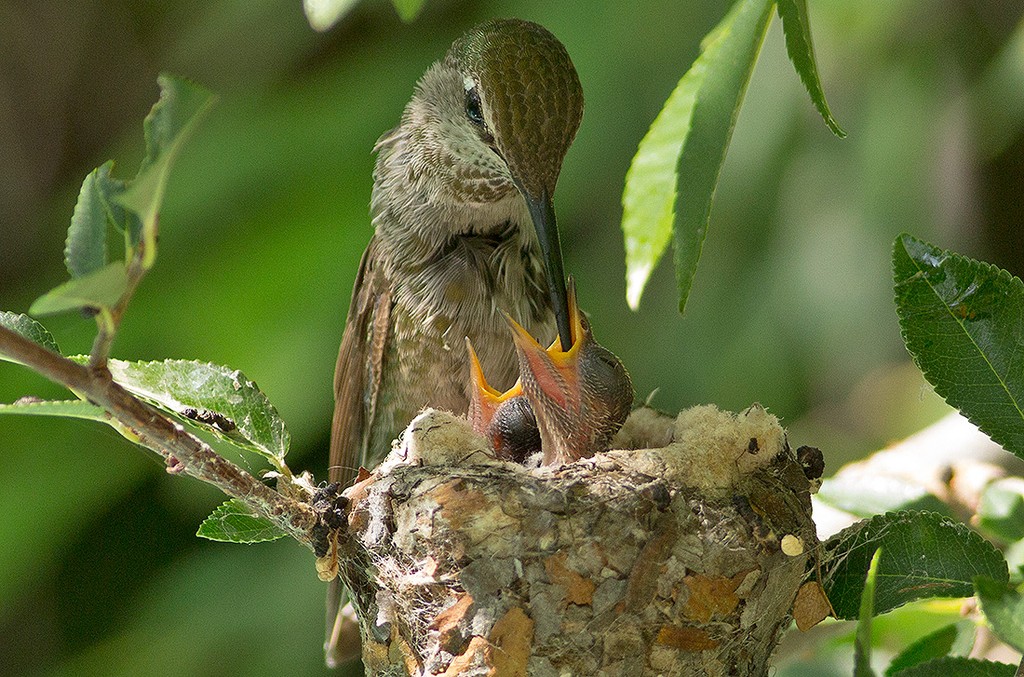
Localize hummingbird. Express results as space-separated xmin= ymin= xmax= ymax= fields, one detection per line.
xmin=326 ymin=18 xmax=584 ymax=666
xmin=468 ymin=279 xmax=634 ymax=466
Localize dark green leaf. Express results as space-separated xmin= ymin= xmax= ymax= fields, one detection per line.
xmin=776 ymin=0 xmax=845 ymax=137
xmin=854 ymin=547 xmax=881 ymax=677
xmin=885 ymin=620 xmax=977 ymax=676
xmin=196 ymin=499 xmax=287 ymax=543
xmin=391 ymin=0 xmax=426 ymax=22
xmin=891 ymin=657 xmax=1016 ymax=677
xmin=975 ymin=576 xmax=1024 ymax=653
xmin=894 ymin=234 xmax=1024 ymax=461
xmin=86 ymin=358 xmax=290 ymax=466
xmin=978 ymin=478 xmax=1024 ymax=543
xmin=621 ymin=0 xmax=774 ymax=311
xmin=65 ymin=163 xmax=112 ymax=278
xmin=302 ymin=0 xmax=360 ymax=31
xmin=0 ymin=399 xmax=108 ymax=422
xmin=29 ymin=262 xmax=129 ymax=316
xmin=117 ymin=74 xmax=215 ymax=268
xmin=817 ymin=474 xmax=951 ymax=519
xmin=0 ymin=311 xmax=60 ymax=358
xmin=821 ymin=510 xmax=1008 ymax=619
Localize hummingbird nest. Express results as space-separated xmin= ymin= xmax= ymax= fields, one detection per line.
xmin=338 ymin=404 xmax=820 ymax=677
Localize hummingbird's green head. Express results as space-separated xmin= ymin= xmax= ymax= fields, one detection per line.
xmin=392 ymin=19 xmax=583 ymax=348
xmin=446 ymin=18 xmax=582 ymax=348
xmin=445 ymin=18 xmax=584 ymax=200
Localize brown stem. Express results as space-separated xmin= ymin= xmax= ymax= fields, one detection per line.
xmin=0 ymin=324 xmax=317 ymax=547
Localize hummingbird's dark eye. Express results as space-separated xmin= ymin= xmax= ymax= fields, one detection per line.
xmin=465 ymin=88 xmax=485 ymax=127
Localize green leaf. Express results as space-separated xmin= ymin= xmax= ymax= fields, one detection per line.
xmin=77 ymin=358 xmax=290 ymax=466
xmin=854 ymin=547 xmax=881 ymax=677
xmin=885 ymin=620 xmax=977 ymax=676
xmin=890 ymin=657 xmax=1016 ymax=677
xmin=391 ymin=0 xmax=426 ymax=22
xmin=978 ymin=478 xmax=1024 ymax=543
xmin=820 ymin=511 xmax=1008 ymax=619
xmin=196 ymin=499 xmax=287 ymax=543
xmin=0 ymin=398 xmax=108 ymax=422
xmin=116 ymin=74 xmax=215 ymax=269
xmin=302 ymin=0 xmax=360 ymax=31
xmin=65 ymin=163 xmax=113 ymax=278
xmin=893 ymin=234 xmax=1024 ymax=461
xmin=776 ymin=0 xmax=845 ymax=137
xmin=29 ymin=262 xmax=129 ymax=316
xmin=975 ymin=576 xmax=1024 ymax=653
xmin=0 ymin=311 xmax=60 ymax=358
xmin=621 ymin=0 xmax=774 ymax=311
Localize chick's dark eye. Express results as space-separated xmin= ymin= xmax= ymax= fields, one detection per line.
xmin=465 ymin=88 xmax=485 ymax=127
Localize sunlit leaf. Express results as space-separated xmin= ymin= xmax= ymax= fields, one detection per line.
xmin=975 ymin=576 xmax=1024 ymax=653
xmin=391 ymin=0 xmax=426 ymax=22
xmin=893 ymin=234 xmax=1024 ymax=461
xmin=776 ymin=0 xmax=845 ymax=137
xmin=885 ymin=620 xmax=977 ymax=676
xmin=0 ymin=311 xmax=61 ymax=360
xmin=196 ymin=499 xmax=287 ymax=544
xmin=29 ymin=262 xmax=129 ymax=316
xmin=0 ymin=398 xmax=108 ymax=422
xmin=891 ymin=657 xmax=1016 ymax=677
xmin=821 ymin=511 xmax=1008 ymax=619
xmin=68 ymin=357 xmax=290 ymax=466
xmin=621 ymin=0 xmax=774 ymax=311
xmin=302 ymin=0 xmax=360 ymax=32
xmin=816 ymin=474 xmax=950 ymax=519
xmin=117 ymin=74 xmax=215 ymax=269
xmin=854 ymin=548 xmax=881 ymax=677
xmin=977 ymin=478 xmax=1024 ymax=543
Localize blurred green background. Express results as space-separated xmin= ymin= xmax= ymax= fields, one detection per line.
xmin=1 ymin=0 xmax=1023 ymax=674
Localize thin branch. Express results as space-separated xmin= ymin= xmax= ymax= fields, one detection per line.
xmin=0 ymin=324 xmax=317 ymax=548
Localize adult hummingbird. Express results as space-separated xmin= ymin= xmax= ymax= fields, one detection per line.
xmin=326 ymin=18 xmax=584 ymax=666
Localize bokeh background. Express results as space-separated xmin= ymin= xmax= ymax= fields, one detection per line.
xmin=1 ymin=0 xmax=1023 ymax=674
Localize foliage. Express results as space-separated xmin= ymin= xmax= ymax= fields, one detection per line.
xmin=621 ymin=0 xmax=843 ymax=312
xmin=1 ymin=0 xmax=1024 ymax=674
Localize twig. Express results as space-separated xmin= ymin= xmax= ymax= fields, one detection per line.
xmin=88 ymin=240 xmax=148 ymax=370
xmin=0 ymin=324 xmax=317 ymax=547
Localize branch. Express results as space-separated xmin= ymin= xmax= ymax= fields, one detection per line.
xmin=0 ymin=324 xmax=317 ymax=547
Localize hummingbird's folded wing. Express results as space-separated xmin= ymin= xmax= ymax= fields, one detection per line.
xmin=326 ymin=237 xmax=392 ymax=667
xmin=330 ymin=237 xmax=392 ymax=489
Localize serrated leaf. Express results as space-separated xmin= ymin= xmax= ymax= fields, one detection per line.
xmin=821 ymin=511 xmax=1008 ymax=619
xmin=116 ymin=74 xmax=215 ymax=269
xmin=893 ymin=234 xmax=1024 ymax=461
xmin=975 ymin=576 xmax=1024 ymax=653
xmin=29 ymin=262 xmax=129 ymax=316
xmin=65 ymin=163 xmax=113 ymax=278
xmin=891 ymin=657 xmax=1016 ymax=677
xmin=69 ymin=357 xmax=289 ymax=465
xmin=776 ymin=0 xmax=845 ymax=137
xmin=302 ymin=0 xmax=359 ymax=31
xmin=854 ymin=548 xmax=881 ymax=677
xmin=621 ymin=0 xmax=774 ymax=311
xmin=0 ymin=312 xmax=60 ymax=360
xmin=196 ymin=499 xmax=287 ymax=543
xmin=885 ymin=620 xmax=977 ymax=676
xmin=0 ymin=398 xmax=108 ymax=422
xmin=978 ymin=478 xmax=1024 ymax=543
xmin=391 ymin=0 xmax=426 ymax=22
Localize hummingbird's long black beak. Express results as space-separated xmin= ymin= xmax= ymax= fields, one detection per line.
xmin=524 ymin=190 xmax=572 ymax=350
